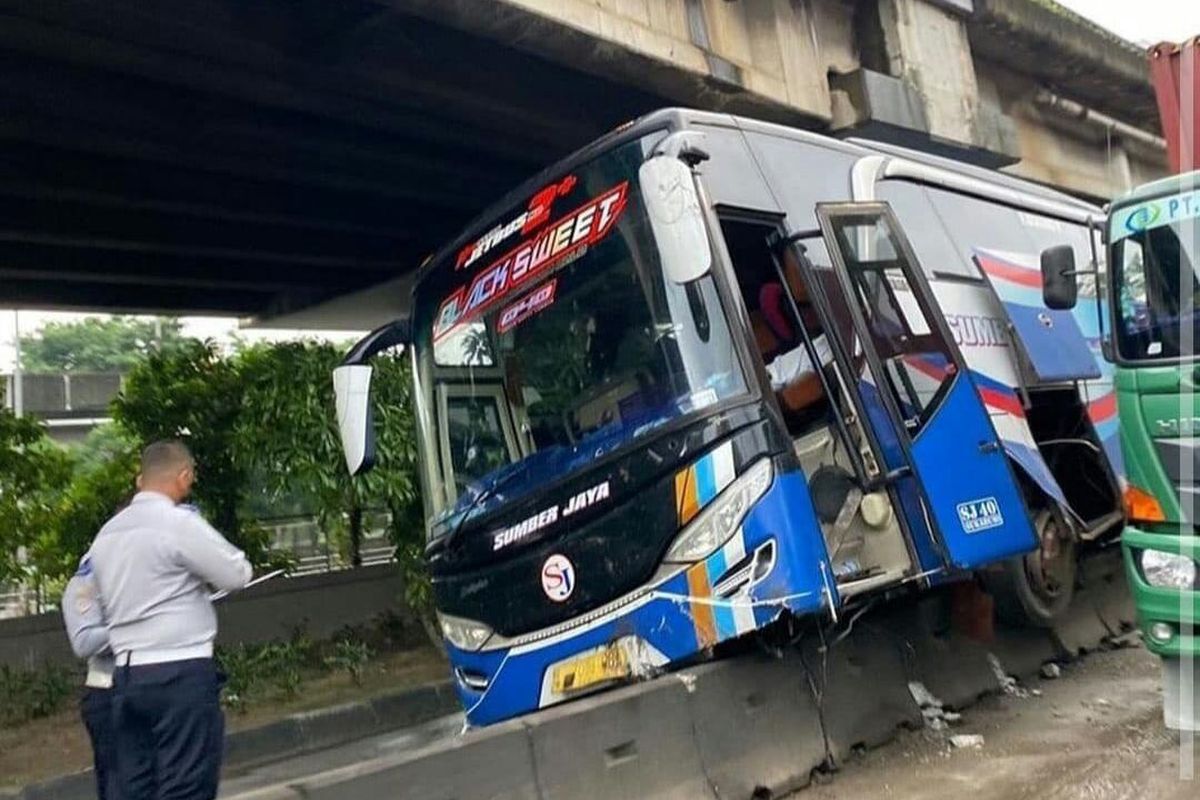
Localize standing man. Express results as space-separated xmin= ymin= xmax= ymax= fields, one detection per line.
xmin=90 ymin=440 xmax=252 ymax=800
xmin=62 ymin=553 xmax=118 ymax=800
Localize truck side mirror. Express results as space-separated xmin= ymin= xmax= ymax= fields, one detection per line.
xmin=1040 ymin=245 xmax=1078 ymax=310
xmin=332 ymin=317 xmax=411 ymax=476
xmin=639 ymin=155 xmax=711 ymax=284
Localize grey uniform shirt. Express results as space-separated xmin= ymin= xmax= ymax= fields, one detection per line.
xmin=765 ymin=334 xmax=833 ymax=389
xmin=62 ymin=555 xmax=114 ymax=688
xmin=90 ymin=491 xmax=252 ymax=665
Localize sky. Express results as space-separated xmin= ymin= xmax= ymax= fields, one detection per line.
xmin=3 ymin=1 xmax=1198 ymax=371
xmin=1054 ymin=0 xmax=1200 ymax=46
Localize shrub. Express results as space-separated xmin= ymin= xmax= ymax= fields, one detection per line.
xmin=324 ymin=639 xmax=373 ymax=686
xmin=0 ymin=664 xmax=75 ymax=726
xmin=217 ymin=630 xmax=314 ymax=711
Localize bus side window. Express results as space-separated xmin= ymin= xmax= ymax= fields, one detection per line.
xmin=835 ymin=219 xmax=956 ymax=432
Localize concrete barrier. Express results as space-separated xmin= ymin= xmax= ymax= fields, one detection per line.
xmin=528 ymin=676 xmax=713 ymax=800
xmin=248 ymin=549 xmax=1136 ymax=800
xmin=816 ymin=629 xmax=924 ymax=761
xmin=685 ymin=654 xmax=827 ymax=798
xmin=0 ymin=564 xmax=408 ymax=670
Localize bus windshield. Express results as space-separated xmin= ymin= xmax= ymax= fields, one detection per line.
xmin=412 ymin=136 xmax=747 ymax=532
xmin=1112 ymin=192 xmax=1200 ymax=361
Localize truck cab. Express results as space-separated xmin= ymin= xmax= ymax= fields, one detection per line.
xmin=1105 ymin=172 xmax=1200 ymax=731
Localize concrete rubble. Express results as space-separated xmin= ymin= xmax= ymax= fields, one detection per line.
xmin=907 ymin=681 xmax=962 ymax=732
xmin=988 ymin=653 xmax=1030 ymax=698
xmin=948 ymin=734 xmax=985 ymax=750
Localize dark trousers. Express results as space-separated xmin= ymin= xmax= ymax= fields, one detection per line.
xmin=113 ymin=658 xmax=225 ymax=800
xmin=81 ymin=687 xmax=118 ymax=800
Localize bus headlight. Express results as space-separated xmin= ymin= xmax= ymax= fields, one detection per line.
xmin=1140 ymin=549 xmax=1198 ymax=590
xmin=665 ymin=459 xmax=773 ymax=564
xmin=438 ymin=612 xmax=493 ymax=651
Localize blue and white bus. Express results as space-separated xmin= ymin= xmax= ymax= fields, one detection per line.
xmin=334 ymin=109 xmax=1123 ymax=726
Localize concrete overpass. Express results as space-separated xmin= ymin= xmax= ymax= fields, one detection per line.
xmin=0 ymin=0 xmax=1167 ymax=324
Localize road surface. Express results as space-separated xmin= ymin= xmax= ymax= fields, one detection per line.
xmin=802 ymin=646 xmax=1196 ymax=800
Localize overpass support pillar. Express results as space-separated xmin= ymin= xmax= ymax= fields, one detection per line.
xmin=835 ymin=0 xmax=1018 ymax=166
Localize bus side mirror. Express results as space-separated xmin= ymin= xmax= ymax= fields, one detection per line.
xmin=1040 ymin=245 xmax=1078 ymax=310
xmin=333 ymin=364 xmax=376 ymax=476
xmin=332 ymin=317 xmax=411 ymax=476
xmin=639 ymin=156 xmax=711 ymax=284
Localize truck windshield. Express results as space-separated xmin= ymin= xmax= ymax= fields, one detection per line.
xmin=412 ymin=136 xmax=747 ymax=531
xmin=1112 ymin=194 xmax=1200 ymax=361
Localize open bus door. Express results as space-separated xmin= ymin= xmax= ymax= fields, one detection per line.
xmin=805 ymin=202 xmax=1038 ymax=570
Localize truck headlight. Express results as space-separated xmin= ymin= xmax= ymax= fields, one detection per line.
xmin=665 ymin=459 xmax=773 ymax=563
xmin=437 ymin=612 xmax=493 ymax=651
xmin=1140 ymin=549 xmax=1198 ymax=590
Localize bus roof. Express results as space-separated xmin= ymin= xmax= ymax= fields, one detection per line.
xmin=415 ymin=107 xmax=1104 ymax=290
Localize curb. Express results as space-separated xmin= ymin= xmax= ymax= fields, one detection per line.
xmin=5 ymin=680 xmax=458 ymax=800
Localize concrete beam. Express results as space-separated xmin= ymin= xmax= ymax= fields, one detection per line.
xmin=391 ymin=0 xmax=842 ymax=128
xmin=875 ymin=0 xmax=983 ymax=147
xmin=970 ymin=0 xmax=1157 ymax=131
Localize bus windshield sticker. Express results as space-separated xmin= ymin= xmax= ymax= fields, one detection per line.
xmin=497 ymin=279 xmax=558 ymax=334
xmin=435 ymin=182 xmax=629 ymax=341
xmin=456 ymin=175 xmax=578 ymax=270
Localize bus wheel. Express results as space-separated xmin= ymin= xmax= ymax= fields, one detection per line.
xmin=987 ymin=510 xmax=1076 ymax=628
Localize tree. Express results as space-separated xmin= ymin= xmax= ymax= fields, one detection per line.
xmin=0 ymin=411 xmax=73 ymax=587
xmin=233 ymin=342 xmax=434 ymax=644
xmin=20 ymin=316 xmax=190 ymax=373
xmin=233 ymin=342 xmax=421 ymax=566
xmin=111 ymin=339 xmax=268 ymax=564
xmin=69 ymin=422 xmax=139 ymax=478
xmin=50 ymin=444 xmax=140 ymax=581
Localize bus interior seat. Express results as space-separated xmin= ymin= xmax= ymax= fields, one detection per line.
xmin=728 ymin=226 xmax=831 ymax=424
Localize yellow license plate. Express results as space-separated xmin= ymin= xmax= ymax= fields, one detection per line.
xmin=551 ymin=644 xmax=630 ymax=693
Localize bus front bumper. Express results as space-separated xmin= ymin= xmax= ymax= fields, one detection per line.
xmin=444 ymin=472 xmax=834 ymax=726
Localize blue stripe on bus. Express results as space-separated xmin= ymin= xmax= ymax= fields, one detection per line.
xmin=705 ymin=548 xmax=737 ymax=640
xmin=695 ymin=454 xmax=718 ymax=505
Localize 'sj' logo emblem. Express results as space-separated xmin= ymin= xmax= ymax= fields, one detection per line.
xmin=541 ymin=554 xmax=575 ymax=602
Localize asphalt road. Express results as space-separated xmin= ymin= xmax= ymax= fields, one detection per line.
xmin=801 ymin=646 xmax=1197 ymax=800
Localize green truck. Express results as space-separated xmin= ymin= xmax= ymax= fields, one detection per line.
xmin=1108 ymin=172 xmax=1199 ymax=731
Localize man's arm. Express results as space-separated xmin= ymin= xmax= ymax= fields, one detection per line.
xmin=172 ymin=511 xmax=253 ymax=592
xmin=62 ymin=568 xmax=109 ymax=660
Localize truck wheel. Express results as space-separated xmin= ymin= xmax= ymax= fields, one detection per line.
xmin=986 ymin=509 xmax=1076 ymax=628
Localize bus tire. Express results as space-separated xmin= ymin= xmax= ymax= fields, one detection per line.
xmin=986 ymin=509 xmax=1076 ymax=628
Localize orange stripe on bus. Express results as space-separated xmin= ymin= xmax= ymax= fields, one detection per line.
xmin=675 ymin=469 xmax=700 ymax=526
xmin=686 ymin=564 xmax=717 ymax=649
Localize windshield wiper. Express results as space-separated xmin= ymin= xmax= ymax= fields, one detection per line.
xmin=437 ymin=467 xmax=525 ymax=555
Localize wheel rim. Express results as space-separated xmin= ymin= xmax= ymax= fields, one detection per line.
xmin=1023 ymin=514 xmax=1073 ymax=602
